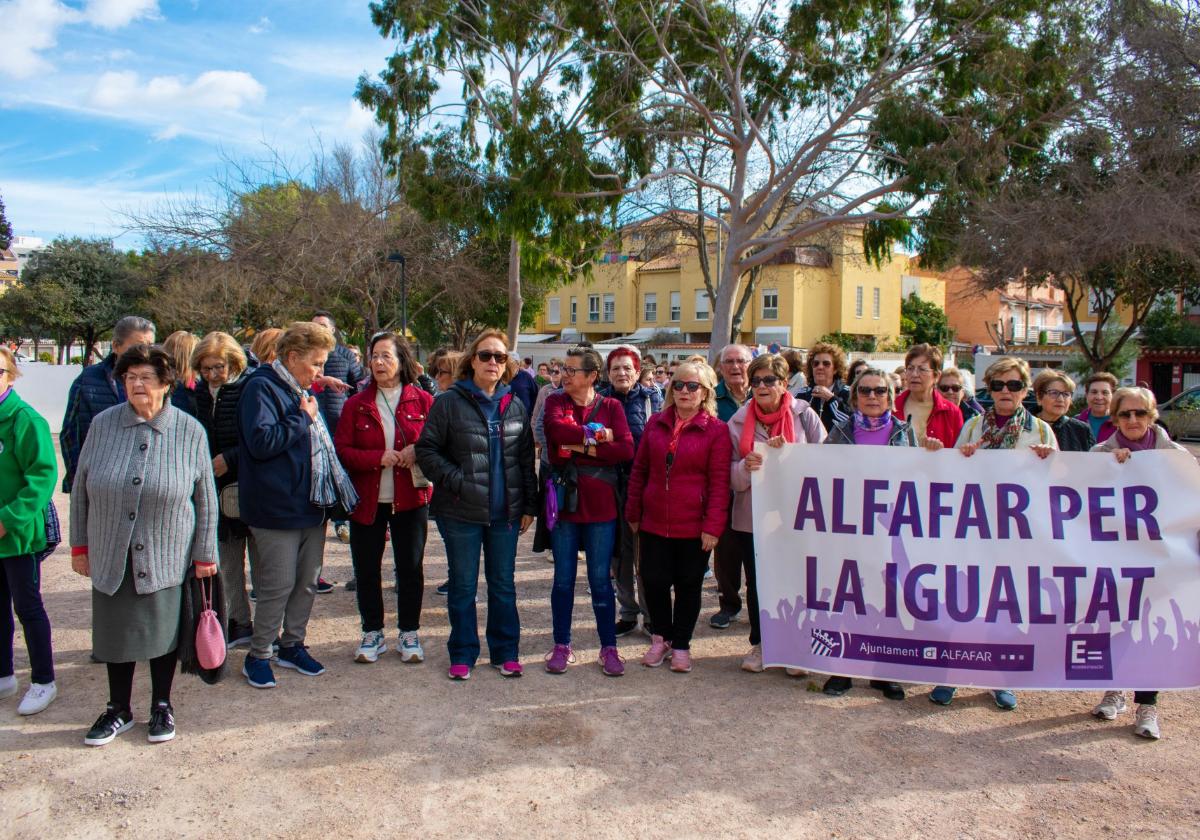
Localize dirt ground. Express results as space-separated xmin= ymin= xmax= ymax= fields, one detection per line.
xmin=2 ymin=461 xmax=1200 ymax=840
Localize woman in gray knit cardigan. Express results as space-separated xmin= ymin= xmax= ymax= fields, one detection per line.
xmin=70 ymin=344 xmax=218 ymax=747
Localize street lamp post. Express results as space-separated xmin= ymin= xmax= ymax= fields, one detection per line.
xmin=387 ymin=251 xmax=407 ymax=337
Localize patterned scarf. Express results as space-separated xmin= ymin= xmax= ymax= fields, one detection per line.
xmin=978 ymin=406 xmax=1027 ymax=450
xmin=852 ymin=410 xmax=892 ymax=433
xmin=271 ymin=360 xmax=359 ymax=512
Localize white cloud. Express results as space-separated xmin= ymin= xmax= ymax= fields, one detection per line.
xmin=90 ymin=69 xmax=266 ymax=112
xmin=2 ymin=176 xmax=191 ymax=244
xmin=84 ymin=0 xmax=158 ymax=29
xmin=271 ymin=43 xmax=385 ymax=80
xmin=153 ymin=123 xmax=183 ymax=141
xmin=345 ymin=100 xmax=377 ymax=137
xmin=0 ymin=0 xmax=79 ymax=79
xmin=248 ymin=15 xmax=271 ymax=35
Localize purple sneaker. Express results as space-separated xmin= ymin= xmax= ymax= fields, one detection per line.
xmin=447 ymin=664 xmax=471 ymax=681
xmin=599 ymin=646 xmax=624 ymax=677
xmin=544 ymin=644 xmax=573 ymax=674
xmin=496 ymin=660 xmax=523 ymax=678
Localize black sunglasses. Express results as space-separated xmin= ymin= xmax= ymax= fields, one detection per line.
xmin=989 ymin=379 xmax=1026 ymax=393
xmin=749 ymin=375 xmax=780 ymax=388
xmin=672 ymin=381 xmax=702 ymax=392
xmin=1116 ymin=408 xmax=1150 ymax=419
xmin=938 ymin=384 xmax=962 ymax=393
xmin=857 ymin=385 xmax=889 ymax=397
xmin=475 ymin=350 xmax=507 ymax=364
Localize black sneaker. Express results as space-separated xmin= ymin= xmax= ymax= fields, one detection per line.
xmin=315 ymin=577 xmax=335 ymax=594
xmin=147 ymin=701 xmax=176 ymax=743
xmin=614 ymin=619 xmax=638 ymax=637
xmin=226 ymin=621 xmax=253 ymax=649
xmin=708 ymin=610 xmax=739 ymax=630
xmin=84 ymin=704 xmax=134 ymax=746
xmin=435 ymin=581 xmax=449 ymax=596
xmin=823 ymin=675 xmax=853 ymax=696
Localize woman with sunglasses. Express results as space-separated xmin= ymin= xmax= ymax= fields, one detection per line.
xmin=893 ymin=343 xmax=963 ymax=449
xmin=542 ymin=346 xmax=634 ymax=675
xmin=820 ymin=367 xmax=927 ymax=699
xmin=1088 ymin=386 xmax=1185 ymax=740
xmin=930 ymin=356 xmax=1056 ymax=712
xmin=727 ymin=354 xmax=825 ymax=673
xmin=625 ymin=361 xmax=731 ymax=673
xmin=415 ymin=329 xmax=537 ymax=680
xmin=794 ymin=342 xmax=850 ymax=431
xmin=1032 ymin=370 xmax=1094 ymax=452
xmin=937 ymin=367 xmax=984 ymax=423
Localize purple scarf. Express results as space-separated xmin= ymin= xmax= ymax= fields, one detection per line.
xmin=1114 ymin=429 xmax=1156 ymax=452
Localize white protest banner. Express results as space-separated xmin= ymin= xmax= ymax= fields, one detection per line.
xmin=751 ymin=445 xmax=1200 ymax=689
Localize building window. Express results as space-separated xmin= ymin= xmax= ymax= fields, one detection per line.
xmin=570 ymin=296 xmax=577 ymax=324
xmin=855 ymin=286 xmax=863 ymax=318
xmin=588 ymin=294 xmax=600 ymax=323
xmin=644 ymin=292 xmax=657 ymax=322
xmin=761 ymin=288 xmax=778 ymax=320
xmin=695 ymin=289 xmax=710 ymax=320
xmin=547 ymin=297 xmax=561 ymax=325
xmin=670 ymin=291 xmax=681 ymax=321
xmin=872 ymin=287 xmax=880 ymax=320
xmin=603 ymin=293 xmax=615 ymax=323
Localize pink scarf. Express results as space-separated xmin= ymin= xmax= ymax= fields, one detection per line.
xmin=740 ymin=391 xmax=796 ymax=458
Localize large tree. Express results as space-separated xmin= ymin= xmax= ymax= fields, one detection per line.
xmin=562 ymin=0 xmax=1081 ymax=358
xmin=0 ymin=193 xmax=12 ymax=251
xmin=356 ymin=0 xmax=641 ymax=349
xmin=948 ymin=0 xmax=1200 ymax=372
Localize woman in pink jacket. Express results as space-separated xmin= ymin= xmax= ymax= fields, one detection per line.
xmin=625 ymin=361 xmax=731 ymax=673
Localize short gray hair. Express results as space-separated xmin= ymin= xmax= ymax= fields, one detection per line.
xmin=113 ymin=315 xmax=156 ymax=345
xmin=719 ymin=343 xmax=751 ymax=363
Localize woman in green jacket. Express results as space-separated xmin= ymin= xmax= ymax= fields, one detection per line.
xmin=0 ymin=346 xmax=59 ymax=715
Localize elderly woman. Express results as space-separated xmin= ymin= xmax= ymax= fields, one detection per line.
xmin=162 ymin=330 xmax=199 ymax=416
xmin=1076 ymin=372 xmax=1119 ymax=443
xmin=728 ymin=354 xmax=825 ymax=673
xmin=192 ymin=332 xmax=255 ymax=647
xmin=1033 ymin=370 xmax=1094 ymax=451
xmin=70 ymin=344 xmax=217 ymax=745
xmin=783 ymin=349 xmax=808 ymax=391
xmin=894 ymin=343 xmax=963 ymax=449
xmin=335 ymin=332 xmax=433 ymax=665
xmin=930 ymin=356 xmax=1057 ymax=712
xmin=0 ymin=347 xmax=59 ymax=716
xmin=938 ymin=367 xmax=984 ymax=423
xmin=1089 ymin=386 xmax=1185 ymax=740
xmin=794 ymin=342 xmax=850 ymax=431
xmin=543 ymin=345 xmax=634 ymax=675
xmin=416 ymin=329 xmax=538 ymax=680
xmin=822 ymin=367 xmax=929 ymax=698
xmin=237 ymin=322 xmax=354 ymax=689
xmin=625 ymin=361 xmax=731 ymax=673
xmin=428 ymin=347 xmax=463 ymax=396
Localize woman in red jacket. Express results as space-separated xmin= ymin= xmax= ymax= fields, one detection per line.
xmin=892 ymin=343 xmax=963 ymax=449
xmin=625 ymin=361 xmax=731 ymax=673
xmin=334 ymin=332 xmax=433 ymax=665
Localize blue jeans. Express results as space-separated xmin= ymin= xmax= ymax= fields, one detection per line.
xmin=550 ymin=519 xmax=617 ymax=647
xmin=437 ymin=516 xmax=521 ymax=667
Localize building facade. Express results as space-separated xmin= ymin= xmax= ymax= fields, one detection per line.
xmin=941 ymin=267 xmax=1068 ymax=350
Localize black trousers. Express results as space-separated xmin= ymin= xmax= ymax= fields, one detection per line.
xmin=639 ymin=531 xmax=708 ymax=650
xmin=1134 ymin=691 xmax=1158 ymax=704
xmin=350 ymin=504 xmax=428 ymax=633
xmin=107 ymin=650 xmax=177 ymax=712
xmin=714 ymin=514 xmax=747 ymax=615
xmin=731 ymin=531 xmax=763 ymax=645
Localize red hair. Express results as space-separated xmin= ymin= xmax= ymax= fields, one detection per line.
xmin=606 ymin=346 xmax=641 ymax=373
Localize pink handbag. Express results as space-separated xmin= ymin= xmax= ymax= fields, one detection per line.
xmin=195 ymin=576 xmax=227 ymax=670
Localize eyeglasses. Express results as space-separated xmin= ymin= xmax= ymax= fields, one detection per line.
xmin=857 ymin=386 xmax=889 ymax=397
xmin=722 ymin=358 xmax=749 ymax=367
xmin=562 ymin=365 xmax=596 ymax=378
xmin=653 ymin=369 xmax=665 ymax=375
xmin=937 ymin=384 xmax=961 ymax=394
xmin=749 ymin=375 xmax=781 ymax=388
xmin=989 ymin=379 xmax=1026 ymax=393
xmin=475 ymin=350 xmax=507 ymax=364
xmin=124 ymin=374 xmax=161 ymax=386
xmin=811 ymin=359 xmax=833 ymax=367
xmin=905 ymin=365 xmax=933 ymax=375
xmin=1116 ymin=408 xmax=1151 ymax=419
xmin=370 ymin=353 xmax=397 ymax=363
xmin=1043 ymin=389 xmax=1072 ymax=400
xmin=672 ymin=381 xmax=702 ymax=392
xmin=199 ymin=363 xmax=226 ymax=375
xmin=550 ymin=368 xmax=561 ymax=375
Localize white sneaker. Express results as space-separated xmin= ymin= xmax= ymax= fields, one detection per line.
xmin=18 ymin=681 xmax=57 ymax=716
xmin=1133 ymin=704 xmax=1161 ymax=740
xmin=1092 ymin=690 xmax=1127 ymax=720
xmin=0 ymin=674 xmax=16 ymax=698
xmin=354 ymin=630 xmax=387 ymax=663
xmin=398 ymin=631 xmax=424 ymax=663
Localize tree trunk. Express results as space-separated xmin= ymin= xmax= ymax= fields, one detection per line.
xmin=506 ymin=236 xmax=522 ymax=351
xmin=707 ymin=240 xmax=744 ymax=363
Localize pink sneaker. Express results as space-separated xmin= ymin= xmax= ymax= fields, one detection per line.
xmin=447 ymin=664 xmax=470 ymax=680
xmin=598 ymin=646 xmax=625 ymax=677
xmin=544 ymin=644 xmax=573 ymax=674
xmin=496 ymin=660 xmax=523 ymax=678
xmin=669 ymin=649 xmax=692 ymax=673
xmin=642 ymin=635 xmax=672 ymax=667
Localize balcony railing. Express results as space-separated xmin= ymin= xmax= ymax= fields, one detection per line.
xmin=1014 ymin=327 xmax=1064 ymax=345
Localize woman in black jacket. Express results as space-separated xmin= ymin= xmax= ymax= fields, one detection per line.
xmin=415 ymin=329 xmax=537 ymax=681
xmin=192 ymin=332 xmax=255 ymax=647
xmin=1032 ymin=370 xmax=1095 ymax=452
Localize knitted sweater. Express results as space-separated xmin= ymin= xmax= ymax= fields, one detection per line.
xmin=69 ymin=402 xmax=218 ymax=596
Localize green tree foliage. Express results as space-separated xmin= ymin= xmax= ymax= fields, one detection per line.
xmin=900 ymin=293 xmax=954 ymax=347
xmin=1140 ymin=302 xmax=1200 ymax=348
xmin=0 ymin=194 xmax=13 ymax=251
xmin=1065 ymin=324 xmax=1141 ymax=382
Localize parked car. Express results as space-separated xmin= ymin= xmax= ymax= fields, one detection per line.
xmin=973 ymin=387 xmax=1041 ymax=417
xmin=1158 ymin=387 xmax=1200 ymax=441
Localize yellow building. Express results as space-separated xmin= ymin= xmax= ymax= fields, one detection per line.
xmin=533 ymin=216 xmax=912 ymax=349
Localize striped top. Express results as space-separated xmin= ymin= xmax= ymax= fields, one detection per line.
xmin=70 ymin=402 xmax=218 ymax=596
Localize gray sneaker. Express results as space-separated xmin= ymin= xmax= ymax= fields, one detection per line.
xmin=1092 ymin=690 xmax=1127 ymax=720
xmin=398 ymin=631 xmax=424 ymax=663
xmin=1133 ymin=704 xmax=1161 ymax=739
xmin=708 ymin=610 xmax=739 ymax=630
xmin=354 ymin=630 xmax=387 ymax=663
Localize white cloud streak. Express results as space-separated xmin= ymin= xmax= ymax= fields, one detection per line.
xmin=0 ymin=0 xmax=158 ymax=78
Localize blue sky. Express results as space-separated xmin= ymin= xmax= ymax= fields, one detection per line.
xmin=1 ymin=0 xmax=398 ymax=245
